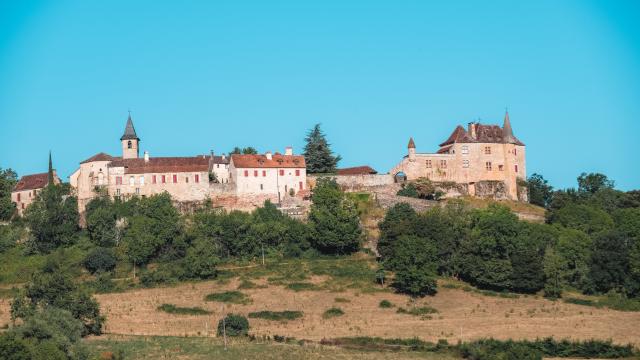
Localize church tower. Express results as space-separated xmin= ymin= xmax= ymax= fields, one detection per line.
xmin=121 ymin=113 xmax=140 ymax=159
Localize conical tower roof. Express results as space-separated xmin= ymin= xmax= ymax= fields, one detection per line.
xmin=407 ymin=137 xmax=416 ymax=149
xmin=502 ymin=111 xmax=518 ymax=144
xmin=120 ymin=114 xmax=139 ymax=141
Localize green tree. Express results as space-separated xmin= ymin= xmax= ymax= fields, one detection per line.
xmin=23 ymin=184 xmax=79 ymax=253
xmin=83 ymin=247 xmax=117 ymax=274
xmin=543 ymin=247 xmax=567 ymax=298
xmin=308 ymin=178 xmax=361 ymax=254
xmin=527 ymin=173 xmax=553 ymax=208
xmin=303 ymin=124 xmax=341 ymax=173
xmin=549 ymin=203 xmax=613 ymax=235
xmin=387 ymin=235 xmax=438 ymax=297
xmin=577 ymin=172 xmax=614 ymax=195
xmin=122 ymin=216 xmax=162 ymax=265
xmin=378 ymin=202 xmax=418 ymax=260
xmin=183 ymin=239 xmax=219 ymax=279
xmin=217 ymin=314 xmax=249 ymax=337
xmin=86 ymin=205 xmax=118 ymax=247
xmin=588 ymin=230 xmax=630 ymax=294
xmin=0 ymin=167 xmax=18 ymax=220
xmin=12 ymin=261 xmax=104 ymax=336
xmin=556 ymin=228 xmax=592 ymax=288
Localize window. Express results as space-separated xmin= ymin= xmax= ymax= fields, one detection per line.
xmin=513 ymin=148 xmax=517 ymax=156
xmin=162 ymin=175 xmax=166 ymax=183
xmin=515 ymin=164 xmax=519 ymax=173
xmin=462 ymin=145 xmax=469 ymax=155
xmin=195 ymin=174 xmax=200 ymax=183
xmin=21 ymin=203 xmax=25 ymax=210
xmin=262 ymin=170 xmax=266 ymax=177
xmin=440 ymin=160 xmax=447 ymax=168
xmin=484 ymin=146 xmax=491 ymax=154
xmin=116 ymin=189 xmax=121 ymax=196
xmin=98 ymin=173 xmax=104 ymax=185
xmin=260 ymin=184 xmax=263 ymax=190
xmin=140 ymin=176 xmax=145 ymax=186
xmin=498 ymin=165 xmax=504 ymax=171
xmin=463 ymin=160 xmax=469 ymax=168
xmin=129 ymin=176 xmax=135 ymax=186
xmin=173 ymin=175 xmax=177 ymax=183
xmin=116 ymin=176 xmax=122 ymax=185
xmin=254 ymin=170 xmax=258 ymax=177
xmin=127 ymin=140 xmax=132 ymax=149
xmin=17 ymin=193 xmax=20 ymax=201
xmin=135 ymin=188 xmax=140 ymax=195
xmin=279 ymin=169 xmax=284 ymax=176
xmin=216 ymin=164 xmax=220 ymax=168
xmin=295 ymin=169 xmax=300 ymax=176
xmin=299 ymin=181 xmax=303 ymax=190
xmin=153 ymin=175 xmax=157 ymax=184
xmin=425 ymin=160 xmax=432 ymax=168
xmin=485 ymin=162 xmax=492 ymax=171
xmin=244 ymin=170 xmax=249 ymax=177
xmin=185 ymin=176 xmax=189 ymax=183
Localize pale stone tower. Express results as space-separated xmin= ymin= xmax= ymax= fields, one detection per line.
xmin=408 ymin=137 xmax=416 ymax=160
xmin=121 ymin=113 xmax=140 ymax=159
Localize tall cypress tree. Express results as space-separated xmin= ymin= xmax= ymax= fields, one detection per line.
xmin=303 ymin=124 xmax=341 ymax=173
xmin=47 ymin=151 xmax=54 ymax=186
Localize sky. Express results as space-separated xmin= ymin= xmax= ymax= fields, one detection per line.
xmin=0 ymin=0 xmax=639 ymax=190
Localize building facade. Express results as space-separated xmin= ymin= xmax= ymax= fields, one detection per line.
xmin=390 ymin=111 xmax=526 ymax=200
xmin=11 ymin=172 xmax=61 ymax=215
xmin=70 ymin=115 xmax=306 ymax=214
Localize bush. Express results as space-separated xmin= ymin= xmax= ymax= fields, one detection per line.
xmin=397 ymin=183 xmax=419 ymax=198
xmin=322 ymin=307 xmax=344 ymax=319
xmin=217 ymin=314 xmax=249 ymax=337
xmin=247 ymin=310 xmax=303 ymax=321
xmin=396 ymin=306 xmax=438 ymax=316
xmin=204 ymin=291 xmax=251 ymax=304
xmin=83 ymin=247 xmax=117 ymax=274
xmin=157 ymin=304 xmax=211 ymax=315
xmin=379 ymin=300 xmax=394 ymax=308
xmin=286 ymin=282 xmax=319 ymax=292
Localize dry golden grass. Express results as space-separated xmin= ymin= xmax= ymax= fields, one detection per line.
xmin=0 ymin=276 xmax=627 ymax=345
xmin=452 ymin=196 xmax=546 ymax=220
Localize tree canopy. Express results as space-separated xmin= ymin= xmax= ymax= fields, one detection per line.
xmin=303 ymin=124 xmax=341 ymax=173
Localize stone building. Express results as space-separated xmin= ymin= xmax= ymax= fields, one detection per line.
xmin=12 ymin=171 xmax=61 ymax=215
xmin=390 ymin=111 xmax=526 ymax=200
xmin=70 ymin=114 xmax=306 ymax=214
xmin=228 ymin=148 xmax=307 ymax=204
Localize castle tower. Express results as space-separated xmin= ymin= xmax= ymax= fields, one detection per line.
xmin=407 ymin=137 xmax=416 ymax=160
xmin=121 ymin=113 xmax=140 ymax=159
xmin=502 ymin=110 xmax=517 ymax=144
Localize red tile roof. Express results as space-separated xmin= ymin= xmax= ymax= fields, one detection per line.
xmin=109 ymin=156 xmax=210 ymax=174
xmin=439 ymin=125 xmax=469 ymax=147
xmin=437 ymin=145 xmax=453 ymax=154
xmin=336 ymin=166 xmax=378 ymax=175
xmin=13 ymin=173 xmax=51 ymax=192
xmin=231 ymin=154 xmax=306 ymax=169
xmin=81 ymin=152 xmax=118 ymax=164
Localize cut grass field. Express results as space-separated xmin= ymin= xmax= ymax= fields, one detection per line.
xmin=85 ymin=335 xmax=459 ymax=360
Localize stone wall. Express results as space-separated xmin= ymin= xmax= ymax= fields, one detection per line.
xmin=307 ymin=174 xmax=393 ymax=192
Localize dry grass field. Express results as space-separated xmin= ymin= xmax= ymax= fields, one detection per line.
xmin=2 ymin=272 xmax=628 ymax=346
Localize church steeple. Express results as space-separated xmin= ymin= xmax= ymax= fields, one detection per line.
xmin=121 ymin=112 xmax=140 ymax=159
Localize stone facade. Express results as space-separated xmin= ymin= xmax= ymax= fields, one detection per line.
xmin=71 ymin=116 xmax=307 ymax=215
xmin=11 ymin=171 xmax=61 ymax=215
xmin=390 ymin=111 xmax=526 ymax=201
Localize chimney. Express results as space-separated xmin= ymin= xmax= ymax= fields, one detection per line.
xmin=210 ymin=150 xmax=215 ymax=157
xmin=265 ymin=151 xmax=273 ymax=160
xmin=468 ymin=122 xmax=477 ymax=139
xmin=285 ymin=146 xmax=293 ymax=156
xmin=144 ymin=151 xmax=149 ymax=162
xmin=222 ymin=153 xmax=226 ymax=160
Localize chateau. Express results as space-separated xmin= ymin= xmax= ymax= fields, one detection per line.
xmin=390 ymin=111 xmax=526 ymax=201
xmin=11 ymin=171 xmax=61 ymax=215
xmin=69 ymin=115 xmax=307 ymax=214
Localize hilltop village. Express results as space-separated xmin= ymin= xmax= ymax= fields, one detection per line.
xmin=11 ymin=111 xmax=527 ymax=216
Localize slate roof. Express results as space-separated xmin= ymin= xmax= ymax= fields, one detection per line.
xmin=230 ymin=154 xmax=306 ymax=169
xmin=407 ymin=137 xmax=416 ymax=148
xmin=109 ymin=156 xmax=210 ymax=174
xmin=120 ymin=115 xmax=139 ymax=141
xmin=437 ymin=113 xmax=524 ymax=148
xmin=13 ymin=173 xmax=51 ymax=192
xmin=337 ymin=166 xmax=378 ymax=175
xmin=210 ymin=155 xmax=230 ymax=165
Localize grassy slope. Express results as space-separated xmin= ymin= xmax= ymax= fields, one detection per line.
xmin=86 ymin=335 xmax=459 ymax=360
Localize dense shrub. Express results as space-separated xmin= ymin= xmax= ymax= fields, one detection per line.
xmin=322 ymin=307 xmax=344 ymax=318
xmin=83 ymin=247 xmax=117 ymax=274
xmin=204 ymin=291 xmax=251 ymax=304
xmin=379 ymin=300 xmax=394 ymax=308
xmin=157 ymin=304 xmax=211 ymax=315
xmin=217 ymin=314 xmax=249 ymax=337
xmin=248 ymin=310 xmax=303 ymax=321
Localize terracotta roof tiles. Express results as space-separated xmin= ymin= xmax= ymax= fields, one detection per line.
xmin=336 ymin=166 xmax=378 ymax=175
xmin=13 ymin=173 xmax=51 ymax=192
xmin=231 ymin=154 xmax=305 ymax=169
xmin=109 ymin=156 xmax=210 ymax=174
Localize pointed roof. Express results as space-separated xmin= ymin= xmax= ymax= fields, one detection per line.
xmin=120 ymin=114 xmax=140 ymax=141
xmin=439 ymin=125 xmax=468 ymax=147
xmin=407 ymin=137 xmax=416 ymax=149
xmin=501 ymin=111 xmax=524 ymax=145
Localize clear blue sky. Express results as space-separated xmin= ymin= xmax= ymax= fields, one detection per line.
xmin=1 ymin=0 xmax=639 ymax=190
